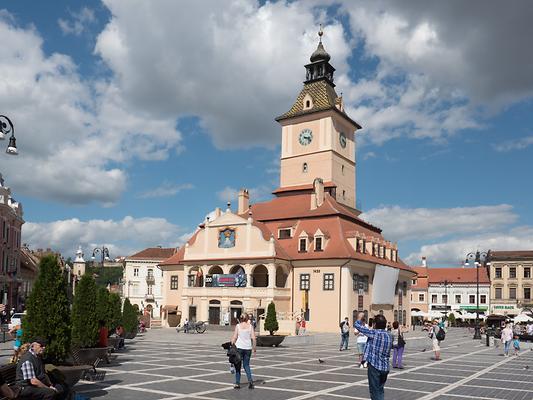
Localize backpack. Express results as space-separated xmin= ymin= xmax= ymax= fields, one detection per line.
xmin=435 ymin=327 xmax=445 ymax=341
xmin=397 ymin=331 xmax=406 ymax=348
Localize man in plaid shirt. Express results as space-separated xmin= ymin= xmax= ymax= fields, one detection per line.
xmin=354 ymin=312 xmax=392 ymax=400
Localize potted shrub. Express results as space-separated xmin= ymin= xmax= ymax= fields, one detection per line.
xmin=107 ymin=292 xmax=123 ymax=333
xmin=23 ymin=255 xmax=71 ymax=364
xmin=70 ymin=274 xmax=110 ymax=365
xmin=122 ymin=298 xmax=138 ymax=339
xmin=257 ymin=302 xmax=285 ymax=347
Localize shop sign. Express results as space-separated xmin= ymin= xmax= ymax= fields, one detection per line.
xmin=493 ymin=305 xmax=515 ymax=310
xmin=460 ymin=306 xmax=488 ymax=311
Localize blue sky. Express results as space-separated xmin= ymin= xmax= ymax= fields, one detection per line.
xmin=1 ymin=0 xmax=532 ymax=266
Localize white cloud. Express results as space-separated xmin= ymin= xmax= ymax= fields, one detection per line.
xmin=405 ymin=226 xmax=533 ymax=266
xmin=0 ymin=13 xmax=182 ymax=205
xmin=361 ymin=204 xmax=517 ymax=242
xmin=58 ymin=7 xmax=96 ymax=36
xmin=22 ymin=216 xmax=184 ymax=258
xmin=493 ymin=135 xmax=533 ymax=152
xmin=138 ymin=182 xmax=194 ymax=199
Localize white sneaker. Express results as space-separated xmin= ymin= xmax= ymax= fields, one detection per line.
xmin=364 ymin=362 xmax=368 ymax=368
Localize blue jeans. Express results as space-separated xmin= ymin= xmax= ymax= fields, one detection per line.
xmin=392 ymin=345 xmax=404 ymax=368
xmin=504 ymin=340 xmax=511 ymax=355
xmin=367 ymin=363 xmax=388 ymax=400
xmin=340 ymin=333 xmax=349 ymax=350
xmin=235 ymin=348 xmax=253 ymax=384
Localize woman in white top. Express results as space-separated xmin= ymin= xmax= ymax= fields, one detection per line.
xmin=354 ymin=318 xmax=369 ymax=368
xmin=501 ymin=323 xmax=513 ymax=357
xmin=231 ymin=313 xmax=257 ymax=389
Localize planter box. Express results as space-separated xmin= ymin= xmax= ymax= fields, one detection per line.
xmin=125 ymin=332 xmax=136 ymax=339
xmin=72 ymin=347 xmax=110 ymax=366
xmin=256 ymin=335 xmax=285 ymax=347
xmin=48 ymin=365 xmax=88 ymax=387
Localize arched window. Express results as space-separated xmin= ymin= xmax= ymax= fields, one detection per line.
xmin=252 ymin=265 xmax=268 ymax=287
xmin=209 ymin=299 xmax=221 ymax=305
xmin=275 ymin=266 xmax=288 ymax=288
xmin=302 ymin=162 xmax=308 ymax=173
xmin=208 ymin=265 xmax=223 ymax=275
xmin=306 ymin=100 xmax=310 ymax=108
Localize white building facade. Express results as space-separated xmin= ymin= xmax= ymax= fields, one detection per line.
xmin=123 ymin=247 xmax=176 ymax=318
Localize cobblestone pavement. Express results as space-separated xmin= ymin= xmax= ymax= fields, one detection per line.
xmin=74 ymin=328 xmax=533 ymax=400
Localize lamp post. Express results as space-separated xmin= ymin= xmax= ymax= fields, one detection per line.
xmin=464 ymin=250 xmax=491 ymax=340
xmin=0 ymin=115 xmax=18 ymax=155
xmin=92 ymin=246 xmax=111 ymax=268
xmin=443 ymin=280 xmax=449 ymax=321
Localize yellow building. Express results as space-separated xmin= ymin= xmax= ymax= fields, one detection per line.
xmin=159 ymin=32 xmax=416 ymax=333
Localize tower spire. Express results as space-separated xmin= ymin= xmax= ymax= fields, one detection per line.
xmin=318 ymin=24 xmax=323 ymax=43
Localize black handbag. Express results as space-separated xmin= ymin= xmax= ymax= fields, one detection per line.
xmin=397 ymin=331 xmax=406 ymax=347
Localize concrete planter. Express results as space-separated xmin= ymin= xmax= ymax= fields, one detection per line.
xmin=256 ymin=335 xmax=286 ymax=347
xmin=73 ymin=347 xmax=110 ymax=365
xmin=125 ymin=331 xmax=136 ymax=339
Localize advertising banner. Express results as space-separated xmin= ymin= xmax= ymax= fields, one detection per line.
xmin=205 ymin=274 xmax=247 ymax=287
xmin=371 ymin=264 xmax=399 ymax=305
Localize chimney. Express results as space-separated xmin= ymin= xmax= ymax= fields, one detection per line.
xmin=311 ymin=178 xmax=325 ymax=210
xmin=238 ymin=189 xmax=250 ymax=214
xmin=422 ymin=256 xmax=427 ymax=267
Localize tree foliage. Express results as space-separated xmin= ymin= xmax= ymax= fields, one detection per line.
xmin=71 ymin=274 xmax=99 ymax=348
xmin=87 ymin=266 xmax=123 ymax=288
xmin=107 ymin=292 xmax=122 ymax=331
xmin=122 ymin=298 xmax=138 ymax=334
xmin=264 ymin=301 xmax=279 ymax=335
xmin=447 ymin=312 xmax=456 ymax=327
xmin=96 ymin=287 xmax=110 ymax=327
xmin=22 ymin=255 xmax=71 ymax=363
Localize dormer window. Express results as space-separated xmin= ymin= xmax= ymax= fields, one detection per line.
xmin=302 ymin=162 xmax=308 ymax=173
xmin=278 ymin=228 xmax=292 ymax=239
xmin=306 ymin=100 xmax=310 ymax=108
xmin=302 ymin=94 xmax=313 ymax=110
xmin=315 ymin=237 xmax=323 ymax=251
xmin=299 ymin=238 xmax=307 ymax=252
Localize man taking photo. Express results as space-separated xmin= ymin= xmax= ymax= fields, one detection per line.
xmin=354 ymin=312 xmax=392 ymax=400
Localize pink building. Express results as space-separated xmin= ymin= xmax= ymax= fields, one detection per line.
xmin=0 ymin=174 xmax=24 ymax=311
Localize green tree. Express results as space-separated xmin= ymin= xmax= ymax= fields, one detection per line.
xmin=447 ymin=312 xmax=456 ymax=327
xmin=264 ymin=301 xmax=279 ymax=335
xmin=96 ymin=287 xmax=110 ymax=327
xmin=107 ymin=292 xmax=122 ymax=331
xmin=122 ymin=298 xmax=138 ymax=334
xmin=87 ymin=266 xmax=124 ymax=288
xmin=71 ymin=274 xmax=99 ymax=348
xmin=22 ymin=255 xmax=71 ymax=363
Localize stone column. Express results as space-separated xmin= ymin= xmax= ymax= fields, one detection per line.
xmin=340 ymin=265 xmax=352 ymax=320
xmin=268 ymin=264 xmax=276 ymax=289
xmin=246 ymin=264 xmax=253 ymax=287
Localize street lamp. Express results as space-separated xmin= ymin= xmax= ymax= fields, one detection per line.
xmin=0 ymin=115 xmax=18 ymax=155
xmin=92 ymin=246 xmax=111 ymax=267
xmin=464 ymin=250 xmax=491 ymax=340
xmin=443 ymin=280 xmax=449 ymax=321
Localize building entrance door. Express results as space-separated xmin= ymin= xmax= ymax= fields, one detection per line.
xmin=209 ymin=307 xmax=220 ymax=325
xmin=231 ymin=307 xmax=242 ymax=325
xmin=189 ymin=306 xmax=197 ymax=322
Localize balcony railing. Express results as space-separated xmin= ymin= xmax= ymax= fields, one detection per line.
xmin=145 ymin=294 xmax=154 ymax=301
xmin=146 ymin=275 xmax=155 ymax=284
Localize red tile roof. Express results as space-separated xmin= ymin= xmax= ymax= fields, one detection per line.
xmin=160 ymin=192 xmax=413 ymax=274
xmin=128 ymin=247 xmax=177 ymax=260
xmin=427 ymin=267 xmax=490 ymax=284
xmin=272 ymin=181 xmax=337 ymax=194
xmin=411 ymin=266 xmax=429 ymax=289
xmin=490 ymin=250 xmax=533 ymax=261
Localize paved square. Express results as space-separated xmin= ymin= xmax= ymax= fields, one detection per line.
xmin=76 ymin=328 xmax=533 ymax=399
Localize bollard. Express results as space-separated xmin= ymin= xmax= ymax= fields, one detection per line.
xmin=486 ymin=333 xmax=490 ymax=346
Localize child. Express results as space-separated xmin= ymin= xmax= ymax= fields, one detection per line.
xmin=512 ymin=335 xmax=520 ymax=356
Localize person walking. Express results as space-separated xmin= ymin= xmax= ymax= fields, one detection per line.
xmin=354 ymin=317 xmax=368 ymax=368
xmin=339 ymin=317 xmax=350 ymax=351
xmin=391 ymin=321 xmax=406 ymax=369
xmin=230 ymin=314 xmax=256 ymax=389
xmin=299 ymin=318 xmax=307 ymax=335
xmin=354 ymin=313 xmax=392 ymax=400
xmin=501 ymin=323 xmax=513 ymax=357
xmin=9 ymin=325 xmax=23 ymax=363
xmin=429 ymin=319 xmax=442 ymax=361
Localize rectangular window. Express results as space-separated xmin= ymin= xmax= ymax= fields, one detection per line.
xmin=455 ymin=294 xmax=461 ymax=304
xmin=524 ymin=287 xmax=531 ymax=300
xmin=431 ymin=294 xmax=437 ymax=303
xmin=525 ymin=267 xmax=531 ymax=278
xmin=412 ymin=279 xmax=417 ymax=285
xmin=315 ymin=237 xmax=323 ymax=251
xmin=469 ymin=295 xmax=475 ymax=304
xmin=188 ymin=274 xmax=195 ymax=287
xmin=278 ymin=228 xmax=292 ymax=239
xmin=509 ymin=267 xmax=516 ymax=279
xmin=323 ymin=273 xmax=334 ymax=290
xmin=170 ymin=275 xmax=178 ymax=290
xmin=495 ymin=287 xmax=502 ymax=299
xmin=495 ymin=267 xmax=502 ymax=278
xmin=442 ymin=295 xmax=448 ymax=304
xmin=299 ymin=238 xmax=307 ymax=252
xmin=509 ymin=287 xmax=517 ymax=299
xmin=480 ymin=295 xmax=487 ymax=304
xmin=133 ymin=268 xmax=139 ymax=277
xmin=147 ymin=285 xmax=153 ymax=295
xmin=419 ymin=293 xmax=425 ymax=302
xmin=300 ymin=274 xmax=310 ymax=290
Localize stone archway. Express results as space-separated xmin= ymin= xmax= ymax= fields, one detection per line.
xmin=252 ymin=265 xmax=268 ymax=287
xmin=208 ymin=265 xmax=223 ymax=275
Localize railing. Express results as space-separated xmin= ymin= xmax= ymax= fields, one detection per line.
xmin=145 ymin=294 xmax=154 ymax=301
xmin=146 ymin=275 xmax=155 ymax=284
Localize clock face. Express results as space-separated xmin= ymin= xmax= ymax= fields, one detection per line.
xmin=339 ymin=132 xmax=347 ymax=148
xmin=299 ymin=129 xmax=313 ymax=146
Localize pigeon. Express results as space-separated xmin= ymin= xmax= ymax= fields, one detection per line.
xmin=318 ymin=359 xmax=325 ymax=364
xmin=523 ymin=366 xmax=529 ymax=370
xmin=421 ymin=349 xmax=426 ymax=352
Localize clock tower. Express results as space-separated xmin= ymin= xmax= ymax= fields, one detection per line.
xmin=275 ymin=28 xmax=361 ymax=210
